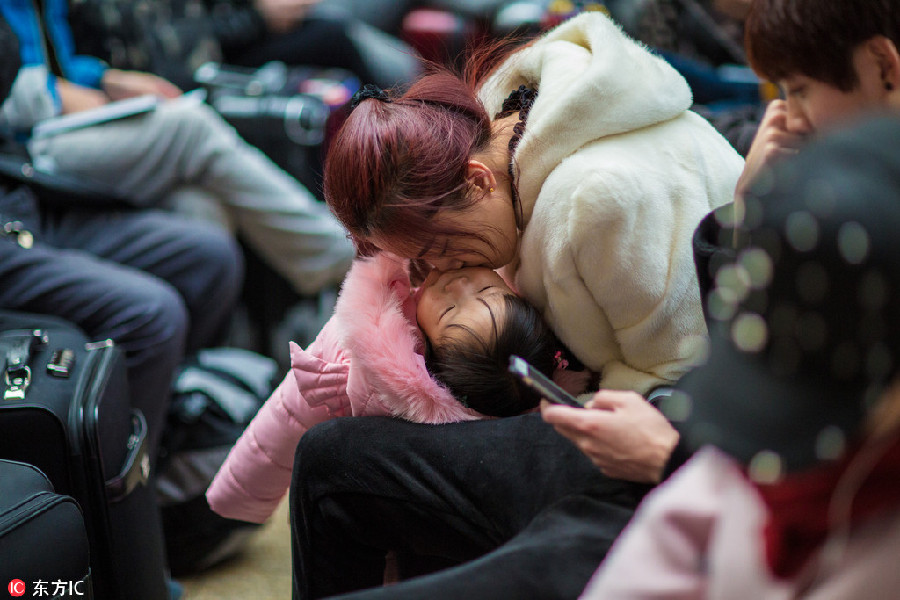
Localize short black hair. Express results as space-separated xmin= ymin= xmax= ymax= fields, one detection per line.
xmin=746 ymin=0 xmax=899 ymax=90
xmin=425 ymin=294 xmax=561 ymax=417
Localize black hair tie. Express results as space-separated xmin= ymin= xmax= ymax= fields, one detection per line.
xmin=350 ymin=83 xmax=392 ymax=110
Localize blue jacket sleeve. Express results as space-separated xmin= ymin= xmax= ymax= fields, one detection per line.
xmin=1 ymin=0 xmax=108 ymax=89
xmin=43 ymin=0 xmax=108 ymax=88
xmin=63 ymin=55 xmax=107 ymax=89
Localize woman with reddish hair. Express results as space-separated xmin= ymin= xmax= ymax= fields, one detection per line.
xmin=292 ymin=11 xmax=744 ymax=600
xmin=325 ymin=13 xmax=743 ymax=396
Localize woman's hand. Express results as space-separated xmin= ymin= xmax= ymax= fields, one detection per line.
xmin=56 ymin=79 xmax=109 ymax=114
xmin=735 ymin=100 xmax=805 ymax=198
xmin=541 ymin=390 xmax=679 ymax=483
xmin=101 ymin=69 xmax=182 ymax=101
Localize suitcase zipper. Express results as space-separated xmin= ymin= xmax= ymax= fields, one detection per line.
xmin=0 ymin=491 xmax=69 ymax=537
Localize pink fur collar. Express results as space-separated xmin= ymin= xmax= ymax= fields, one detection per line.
xmin=334 ymin=254 xmax=483 ymax=423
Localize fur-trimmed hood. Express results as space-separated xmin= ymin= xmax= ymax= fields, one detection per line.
xmin=332 ymin=252 xmax=482 ymax=423
xmin=478 ymin=11 xmax=694 ymax=226
xmin=476 ymin=11 xmax=743 ymax=393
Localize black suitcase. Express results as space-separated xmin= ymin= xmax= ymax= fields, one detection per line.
xmin=0 ymin=312 xmax=169 ymax=600
xmin=0 ymin=459 xmax=93 ymax=598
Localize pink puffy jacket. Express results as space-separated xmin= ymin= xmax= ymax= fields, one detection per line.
xmin=206 ymin=254 xmax=482 ymax=524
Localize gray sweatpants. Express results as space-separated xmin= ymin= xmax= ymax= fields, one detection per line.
xmin=29 ymin=96 xmax=354 ymax=295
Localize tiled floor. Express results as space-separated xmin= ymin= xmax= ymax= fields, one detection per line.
xmin=180 ymin=499 xmax=292 ymax=599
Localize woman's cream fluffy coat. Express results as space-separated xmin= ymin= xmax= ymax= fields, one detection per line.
xmin=479 ymin=12 xmax=744 ymax=393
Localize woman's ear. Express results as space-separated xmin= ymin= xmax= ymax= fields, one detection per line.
xmin=466 ymin=160 xmax=497 ymax=194
xmin=865 ymin=36 xmax=900 ymax=92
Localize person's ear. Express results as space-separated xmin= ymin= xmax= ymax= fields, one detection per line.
xmin=865 ymin=36 xmax=900 ymax=92
xmin=466 ymin=160 xmax=497 ymax=194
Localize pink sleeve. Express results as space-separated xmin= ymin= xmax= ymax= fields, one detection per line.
xmin=579 ymin=450 xmax=727 ymax=600
xmin=206 ymin=324 xmax=351 ymax=523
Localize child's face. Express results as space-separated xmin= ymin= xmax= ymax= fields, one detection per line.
xmin=416 ymin=267 xmax=515 ymax=345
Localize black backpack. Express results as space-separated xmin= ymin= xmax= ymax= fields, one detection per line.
xmin=156 ymin=347 xmax=278 ymax=575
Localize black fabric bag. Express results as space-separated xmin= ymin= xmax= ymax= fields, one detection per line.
xmin=0 ymin=311 xmax=169 ymax=600
xmin=0 ymin=459 xmax=93 ymax=599
xmin=156 ymin=347 xmax=277 ymax=575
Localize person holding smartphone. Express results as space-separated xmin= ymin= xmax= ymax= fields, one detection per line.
xmin=546 ymin=0 xmax=900 ymax=490
xmin=583 ymin=113 xmax=900 ymax=600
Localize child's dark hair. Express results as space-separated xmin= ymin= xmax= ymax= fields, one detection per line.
xmin=425 ymin=294 xmax=561 ymax=417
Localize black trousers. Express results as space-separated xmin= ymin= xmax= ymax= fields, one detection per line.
xmin=290 ymin=413 xmax=651 ymax=600
xmin=0 ymin=187 xmax=243 ymax=458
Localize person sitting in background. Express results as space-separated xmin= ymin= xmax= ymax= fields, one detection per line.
xmin=582 ymin=112 xmax=900 ymax=600
xmin=205 ymin=0 xmax=418 ymax=89
xmin=0 ymin=10 xmax=242 ymax=467
xmin=736 ymin=0 xmax=900 ymax=197
xmin=611 ymin=0 xmax=762 ymax=156
xmin=1 ymin=19 xmax=242 ymax=599
xmin=65 ymin=0 xmax=419 ymax=98
xmin=0 ymin=0 xmax=354 ymax=298
xmin=207 ymin=251 xmax=577 ymax=524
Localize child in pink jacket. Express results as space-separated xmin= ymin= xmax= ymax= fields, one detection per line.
xmin=207 ymin=252 xmax=578 ymax=524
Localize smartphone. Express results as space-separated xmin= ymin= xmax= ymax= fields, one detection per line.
xmin=508 ymin=355 xmax=583 ymax=408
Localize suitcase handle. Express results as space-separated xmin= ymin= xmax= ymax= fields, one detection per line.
xmin=105 ymin=410 xmax=150 ymax=503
